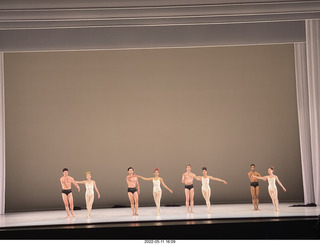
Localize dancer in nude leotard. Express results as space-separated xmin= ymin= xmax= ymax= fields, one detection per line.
xmin=193 ymin=167 xmax=227 ymax=213
xmin=253 ymin=166 xmax=286 ymax=211
xmin=75 ymin=172 xmax=101 ymax=218
xmin=134 ymin=168 xmax=173 ymax=215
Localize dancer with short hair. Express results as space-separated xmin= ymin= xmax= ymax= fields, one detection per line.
xmin=75 ymin=171 xmax=100 ymax=218
xmin=193 ymin=167 xmax=227 ymax=213
xmin=135 ymin=168 xmax=173 ymax=216
xmin=253 ymin=166 xmax=286 ymax=211
xmin=248 ymin=164 xmax=262 ymax=210
xmin=126 ymin=167 xmax=140 ymax=215
xmin=60 ymin=168 xmax=80 ymax=218
xmin=182 ymin=164 xmax=196 ymax=213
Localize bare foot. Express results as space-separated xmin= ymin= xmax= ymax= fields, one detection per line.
xmin=66 ymin=215 xmax=70 ymax=219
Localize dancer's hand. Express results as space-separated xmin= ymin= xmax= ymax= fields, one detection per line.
xmin=283 ymin=187 xmax=286 ymax=192
xmin=77 ymin=187 xmax=80 ymax=192
xmin=223 ymin=181 xmax=227 ymax=184
xmin=169 ymin=189 xmax=173 ymax=194
xmin=98 ymin=193 xmax=101 ymax=199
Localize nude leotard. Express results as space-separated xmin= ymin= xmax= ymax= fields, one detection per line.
xmin=202 ymin=177 xmax=210 ymax=192
xmin=268 ymin=177 xmax=277 ymax=191
xmin=85 ymin=182 xmax=94 ymax=196
xmin=153 ymin=178 xmax=161 ymax=193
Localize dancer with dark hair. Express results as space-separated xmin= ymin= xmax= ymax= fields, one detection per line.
xmin=135 ymin=168 xmax=173 ymax=216
xmin=75 ymin=172 xmax=100 ymax=218
xmin=248 ymin=164 xmax=262 ymax=210
xmin=193 ymin=167 xmax=227 ymax=213
xmin=60 ymin=168 xmax=80 ymax=218
xmin=253 ymin=167 xmax=286 ymax=211
xmin=182 ymin=164 xmax=196 ymax=213
xmin=126 ymin=167 xmax=140 ymax=215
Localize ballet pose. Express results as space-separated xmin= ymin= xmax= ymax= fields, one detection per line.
xmin=126 ymin=167 xmax=140 ymax=216
xmin=75 ymin=172 xmax=100 ymax=218
xmin=182 ymin=164 xmax=196 ymax=213
xmin=253 ymin=167 xmax=286 ymax=211
xmin=193 ymin=167 xmax=227 ymax=213
xmin=135 ymin=168 xmax=173 ymax=216
xmin=248 ymin=164 xmax=262 ymax=210
xmin=60 ymin=168 xmax=80 ymax=218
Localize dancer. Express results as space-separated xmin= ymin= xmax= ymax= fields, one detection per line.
xmin=126 ymin=167 xmax=140 ymax=216
xmin=248 ymin=164 xmax=262 ymax=210
xmin=181 ymin=164 xmax=196 ymax=213
xmin=253 ymin=167 xmax=286 ymax=211
xmin=135 ymin=168 xmax=173 ymax=216
xmin=193 ymin=167 xmax=227 ymax=213
xmin=75 ymin=172 xmax=101 ymax=218
xmin=60 ymin=168 xmax=80 ymax=218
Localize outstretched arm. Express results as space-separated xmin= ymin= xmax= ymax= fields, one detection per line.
xmin=193 ymin=175 xmax=202 ymax=181
xmin=74 ymin=180 xmax=86 ymax=184
xmin=160 ymin=178 xmax=173 ymax=193
xmin=136 ymin=175 xmax=153 ymax=181
xmin=93 ymin=181 xmax=101 ymax=199
xmin=252 ymin=175 xmax=267 ymax=181
xmin=276 ymin=176 xmax=286 ymax=192
xmin=71 ymin=178 xmax=81 ymax=192
xmin=209 ymin=176 xmax=227 ymax=184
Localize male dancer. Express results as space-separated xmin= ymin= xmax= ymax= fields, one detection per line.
xmin=248 ymin=164 xmax=261 ymax=210
xmin=126 ymin=167 xmax=140 ymax=216
xmin=182 ymin=164 xmax=196 ymax=213
xmin=60 ymin=168 xmax=80 ymax=218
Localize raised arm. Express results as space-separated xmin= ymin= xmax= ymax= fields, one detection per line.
xmin=209 ymin=176 xmax=227 ymax=184
xmin=275 ymin=176 xmax=286 ymax=191
xmin=160 ymin=178 xmax=173 ymax=193
xmin=93 ymin=181 xmax=101 ymax=198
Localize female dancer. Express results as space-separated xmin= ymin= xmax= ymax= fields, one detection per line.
xmin=75 ymin=172 xmax=100 ymax=218
xmin=253 ymin=167 xmax=286 ymax=211
xmin=193 ymin=167 xmax=227 ymax=213
xmin=135 ymin=168 xmax=173 ymax=216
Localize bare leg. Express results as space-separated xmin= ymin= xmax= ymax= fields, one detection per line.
xmin=185 ymin=189 xmax=190 ymax=213
xmin=268 ymin=189 xmax=279 ymax=211
xmin=128 ymin=192 xmax=135 ymax=215
xmin=62 ymin=193 xmax=70 ymax=218
xmin=153 ymin=191 xmax=162 ymax=215
xmin=68 ymin=193 xmax=75 ymax=217
xmin=202 ymin=189 xmax=211 ymax=213
xmin=255 ymin=186 xmax=260 ymax=210
xmin=133 ymin=192 xmax=139 ymax=215
xmin=250 ymin=186 xmax=257 ymax=210
xmin=189 ymin=188 xmax=194 ymax=213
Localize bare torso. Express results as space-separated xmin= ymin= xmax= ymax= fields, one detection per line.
xmin=183 ymin=172 xmax=195 ymax=185
xmin=248 ymin=171 xmax=261 ymax=183
xmin=60 ymin=176 xmax=74 ymax=189
xmin=127 ymin=175 xmax=138 ymax=188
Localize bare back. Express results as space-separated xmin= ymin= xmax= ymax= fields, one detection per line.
xmin=127 ymin=176 xmax=138 ymax=188
xmin=60 ymin=176 xmax=74 ymax=189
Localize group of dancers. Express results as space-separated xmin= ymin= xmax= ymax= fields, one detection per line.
xmin=60 ymin=164 xmax=286 ymax=219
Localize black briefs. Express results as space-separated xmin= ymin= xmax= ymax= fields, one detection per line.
xmin=62 ymin=189 xmax=72 ymax=195
xmin=128 ymin=187 xmax=137 ymax=194
xmin=250 ymin=182 xmax=259 ymax=188
xmin=185 ymin=184 xmax=194 ymax=190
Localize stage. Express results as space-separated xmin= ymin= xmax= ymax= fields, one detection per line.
xmin=0 ymin=203 xmax=320 ymax=239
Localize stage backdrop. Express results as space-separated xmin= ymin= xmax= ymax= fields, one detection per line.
xmin=4 ymin=44 xmax=302 ymax=212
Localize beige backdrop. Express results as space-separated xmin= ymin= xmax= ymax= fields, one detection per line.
xmin=4 ymin=44 xmax=302 ymax=212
